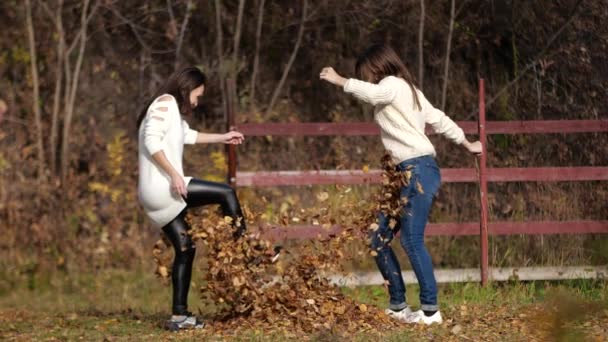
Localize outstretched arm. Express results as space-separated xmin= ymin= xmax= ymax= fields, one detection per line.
xmin=194 ymin=131 xmax=244 ymax=144
xmin=420 ymin=94 xmax=482 ymax=154
xmin=319 ymin=67 xmax=398 ymax=105
xmin=180 ymin=119 xmax=244 ymax=145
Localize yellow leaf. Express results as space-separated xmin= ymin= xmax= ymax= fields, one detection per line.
xmin=157 ymin=266 xmax=169 ymax=278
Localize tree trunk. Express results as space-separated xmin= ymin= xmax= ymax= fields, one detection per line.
xmin=215 ymin=0 xmax=227 ymax=122
xmin=249 ymin=0 xmax=265 ymax=110
xmin=232 ymin=0 xmax=245 ymax=76
xmin=25 ymin=0 xmax=46 ymax=181
xmin=266 ymin=0 xmax=308 ymax=117
xmin=61 ymin=0 xmax=91 ymax=183
xmin=418 ymin=0 xmax=425 ymax=91
xmin=440 ymin=0 xmax=455 ymax=111
xmin=50 ymin=0 xmax=65 ymax=176
xmin=174 ymin=0 xmax=193 ymax=70
xmin=230 ymin=0 xmax=246 ymax=113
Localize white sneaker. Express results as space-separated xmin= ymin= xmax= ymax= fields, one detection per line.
xmin=384 ymin=306 xmax=414 ymax=322
xmin=406 ymin=310 xmax=443 ymax=325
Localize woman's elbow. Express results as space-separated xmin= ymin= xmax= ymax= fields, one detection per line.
xmin=143 ymin=137 xmax=163 ymax=155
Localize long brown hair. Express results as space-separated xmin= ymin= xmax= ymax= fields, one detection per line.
xmin=355 ymin=44 xmax=421 ymax=110
xmin=137 ymin=66 xmax=206 ymax=128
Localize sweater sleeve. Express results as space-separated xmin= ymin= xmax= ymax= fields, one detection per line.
xmin=343 ymin=76 xmax=399 ymax=106
xmin=142 ymin=99 xmax=173 ymax=155
xmin=182 ymin=120 xmax=199 ymax=144
xmin=420 ymin=91 xmax=465 ymax=144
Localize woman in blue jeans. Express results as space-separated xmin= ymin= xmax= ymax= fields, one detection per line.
xmin=320 ymin=44 xmax=482 ymax=324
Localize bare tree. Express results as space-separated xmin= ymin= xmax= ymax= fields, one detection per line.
xmin=40 ymin=0 xmax=66 ymax=175
xmin=40 ymin=0 xmax=98 ymax=180
xmin=249 ymin=0 xmax=266 ymax=110
xmin=215 ymin=0 xmax=227 ymax=121
xmin=25 ymin=0 xmax=46 ymax=181
xmin=418 ymin=0 xmax=425 ymax=91
xmin=232 ymin=0 xmax=246 ymax=77
xmin=174 ymin=0 xmax=194 ymax=70
xmin=61 ymin=0 xmax=96 ymax=183
xmin=266 ymin=0 xmax=308 ymax=117
xmin=440 ymin=0 xmax=455 ymax=111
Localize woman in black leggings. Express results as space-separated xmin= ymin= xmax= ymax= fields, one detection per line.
xmin=137 ymin=67 xmax=248 ymax=330
xmin=162 ymin=181 xmax=246 ymax=328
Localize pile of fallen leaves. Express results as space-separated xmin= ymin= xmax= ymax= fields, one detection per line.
xmin=152 ymin=154 xmax=412 ymax=336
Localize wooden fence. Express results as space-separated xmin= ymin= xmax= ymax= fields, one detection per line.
xmin=224 ymin=79 xmax=608 ymax=285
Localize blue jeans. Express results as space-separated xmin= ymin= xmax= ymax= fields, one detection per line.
xmin=370 ymin=155 xmax=441 ymax=311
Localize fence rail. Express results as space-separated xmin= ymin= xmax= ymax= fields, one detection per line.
xmin=236 ymin=120 xmax=608 ymax=136
xmin=235 ymin=167 xmax=608 ymax=186
xmin=256 ymin=221 xmax=608 ymax=241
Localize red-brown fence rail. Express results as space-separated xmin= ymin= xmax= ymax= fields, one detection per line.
xmin=225 ymin=79 xmax=608 ymax=285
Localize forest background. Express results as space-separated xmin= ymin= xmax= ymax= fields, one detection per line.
xmin=0 ymin=0 xmax=606 ymax=281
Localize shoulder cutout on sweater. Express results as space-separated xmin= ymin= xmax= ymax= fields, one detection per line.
xmin=157 ymin=95 xmax=174 ymax=102
xmin=150 ymin=95 xmax=176 ymax=117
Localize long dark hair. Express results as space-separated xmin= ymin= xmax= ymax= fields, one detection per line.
xmin=355 ymin=44 xmax=421 ymax=110
xmin=137 ymin=66 xmax=206 ymax=128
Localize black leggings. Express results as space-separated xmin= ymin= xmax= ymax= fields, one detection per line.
xmin=161 ymin=179 xmax=246 ymax=315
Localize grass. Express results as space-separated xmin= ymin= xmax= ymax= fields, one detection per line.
xmin=1 ymin=267 xmax=607 ymax=341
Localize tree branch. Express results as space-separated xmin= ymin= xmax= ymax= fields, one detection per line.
xmin=467 ymin=0 xmax=584 ymax=119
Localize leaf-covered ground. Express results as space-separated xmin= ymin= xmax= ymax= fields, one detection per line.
xmin=1 ymin=273 xmax=607 ymax=341
xmin=3 ymin=156 xmax=606 ymax=341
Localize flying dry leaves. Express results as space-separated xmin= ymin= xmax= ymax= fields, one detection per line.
xmin=152 ymin=154 xmax=417 ymax=336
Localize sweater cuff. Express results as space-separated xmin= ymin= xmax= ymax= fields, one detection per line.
xmin=184 ymin=129 xmax=199 ymax=144
xmin=343 ymin=78 xmax=355 ymax=93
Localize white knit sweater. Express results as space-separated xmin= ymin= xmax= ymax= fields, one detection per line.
xmin=344 ymin=76 xmax=465 ymax=163
xmin=138 ymin=94 xmax=199 ymax=228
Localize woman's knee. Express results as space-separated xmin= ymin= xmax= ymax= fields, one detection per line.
xmin=223 ymin=186 xmax=237 ymax=201
xmin=174 ymin=243 xmax=196 ymax=263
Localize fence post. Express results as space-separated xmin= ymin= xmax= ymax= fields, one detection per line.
xmin=478 ymin=78 xmax=489 ymax=286
xmin=226 ymin=78 xmax=237 ymax=187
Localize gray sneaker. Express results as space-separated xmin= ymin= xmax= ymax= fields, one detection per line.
xmin=165 ymin=313 xmax=204 ymax=331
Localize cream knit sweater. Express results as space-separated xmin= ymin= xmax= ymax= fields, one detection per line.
xmin=138 ymin=94 xmax=199 ymax=228
xmin=344 ymin=76 xmax=465 ymax=163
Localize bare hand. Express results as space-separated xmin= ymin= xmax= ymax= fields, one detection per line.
xmin=223 ymin=131 xmax=244 ymax=145
xmin=463 ymin=140 xmax=483 ymax=155
xmin=319 ymin=67 xmax=347 ymax=87
xmin=171 ymin=174 xmax=188 ymax=198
